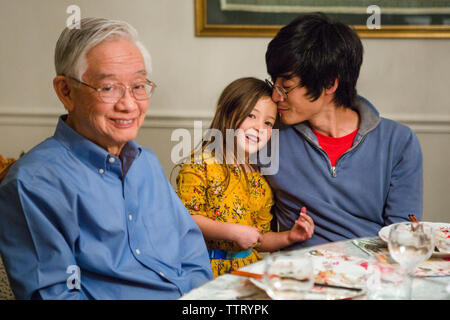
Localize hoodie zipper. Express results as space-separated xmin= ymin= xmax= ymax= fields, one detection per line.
xmin=293 ymin=98 xmax=380 ymax=178
xmin=330 ymin=134 xmax=368 ymax=177
xmin=331 ymin=166 xmax=337 ymax=177
xmin=303 ymin=132 xmax=367 ymax=178
xmin=305 ymin=142 xmax=336 ymax=177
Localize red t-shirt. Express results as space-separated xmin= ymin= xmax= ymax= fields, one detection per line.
xmin=312 ymin=128 xmax=359 ymax=167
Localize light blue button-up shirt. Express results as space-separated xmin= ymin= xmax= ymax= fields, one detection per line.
xmin=0 ymin=115 xmax=212 ymax=299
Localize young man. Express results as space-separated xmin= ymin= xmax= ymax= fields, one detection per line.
xmin=264 ymin=13 xmax=423 ymax=248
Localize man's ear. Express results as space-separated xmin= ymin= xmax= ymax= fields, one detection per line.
xmin=325 ymin=78 xmax=339 ymax=95
xmin=53 ymin=76 xmax=75 ymax=112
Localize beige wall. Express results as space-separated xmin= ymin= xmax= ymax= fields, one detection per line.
xmin=0 ymin=0 xmax=449 ymax=222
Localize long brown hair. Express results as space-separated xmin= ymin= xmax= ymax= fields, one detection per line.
xmin=173 ymin=77 xmax=275 ymax=193
xmin=195 ymin=77 xmax=274 ymax=191
xmin=207 ymin=77 xmax=273 ymax=164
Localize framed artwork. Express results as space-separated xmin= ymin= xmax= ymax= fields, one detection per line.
xmin=195 ymin=0 xmax=450 ymax=38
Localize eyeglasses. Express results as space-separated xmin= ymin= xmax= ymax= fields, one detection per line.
xmin=68 ymin=76 xmax=157 ymax=103
xmin=265 ymin=78 xmax=300 ymax=100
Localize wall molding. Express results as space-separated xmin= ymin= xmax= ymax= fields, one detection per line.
xmin=0 ymin=108 xmax=449 ymax=133
xmin=381 ymin=113 xmax=450 ymax=134
xmin=0 ymin=108 xmax=214 ymax=129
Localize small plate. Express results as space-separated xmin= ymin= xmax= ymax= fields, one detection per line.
xmin=378 ymin=222 xmax=450 ymax=258
xmin=247 ymin=250 xmax=368 ymax=300
xmin=249 ymin=278 xmax=365 ymax=300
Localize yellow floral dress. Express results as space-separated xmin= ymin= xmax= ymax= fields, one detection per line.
xmin=176 ymin=155 xmax=274 ymax=278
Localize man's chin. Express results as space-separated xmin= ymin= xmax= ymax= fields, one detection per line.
xmin=280 ymin=114 xmax=305 ymax=126
xmin=279 ymin=115 xmax=295 ymax=125
xmin=108 ymin=133 xmax=137 ymax=149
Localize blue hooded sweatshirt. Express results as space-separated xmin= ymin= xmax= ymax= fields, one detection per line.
xmin=264 ymin=96 xmax=423 ymax=249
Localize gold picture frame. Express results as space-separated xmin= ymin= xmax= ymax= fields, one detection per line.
xmin=195 ymin=0 xmax=450 ymax=38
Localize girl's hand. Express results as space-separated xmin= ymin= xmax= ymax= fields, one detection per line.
xmin=288 ymin=206 xmax=314 ymax=243
xmin=231 ymin=224 xmax=262 ymax=250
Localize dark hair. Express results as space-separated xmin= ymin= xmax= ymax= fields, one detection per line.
xmin=266 ymin=12 xmax=363 ymax=108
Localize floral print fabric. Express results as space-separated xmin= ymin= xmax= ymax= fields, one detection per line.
xmin=176 ymin=154 xmax=274 ymax=278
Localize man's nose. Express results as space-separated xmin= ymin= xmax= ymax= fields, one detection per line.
xmin=271 ymin=88 xmax=284 ymax=103
xmin=115 ymin=87 xmax=138 ymax=111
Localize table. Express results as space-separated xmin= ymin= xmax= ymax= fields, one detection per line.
xmin=181 ymin=237 xmax=450 ymax=300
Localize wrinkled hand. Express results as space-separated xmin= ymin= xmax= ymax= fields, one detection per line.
xmin=232 ymin=224 xmax=262 ymax=250
xmin=288 ymin=206 xmax=314 ymax=243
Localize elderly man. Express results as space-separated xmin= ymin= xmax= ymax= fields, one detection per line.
xmin=0 ymin=18 xmax=212 ymax=299
xmin=264 ymin=13 xmax=423 ymax=249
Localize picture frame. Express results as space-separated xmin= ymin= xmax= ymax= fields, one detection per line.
xmin=195 ymin=0 xmax=450 ymax=38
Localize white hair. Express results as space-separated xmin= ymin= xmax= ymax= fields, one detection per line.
xmin=54 ymin=17 xmax=152 ymax=80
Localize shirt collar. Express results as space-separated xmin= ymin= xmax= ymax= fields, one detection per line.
xmin=53 ymin=115 xmax=142 ymax=173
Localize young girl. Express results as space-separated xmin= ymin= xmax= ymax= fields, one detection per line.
xmin=176 ymin=77 xmax=314 ymax=278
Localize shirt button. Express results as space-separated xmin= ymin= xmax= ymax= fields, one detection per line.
xmin=109 ymin=157 xmax=115 ymax=163
xmin=135 ymin=249 xmax=141 ymax=255
xmin=159 ymin=272 xmax=165 ymax=277
xmin=128 ymin=214 xmax=133 ymax=221
xmin=98 ymin=168 xmax=104 ymax=174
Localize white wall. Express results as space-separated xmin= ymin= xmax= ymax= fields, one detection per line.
xmin=0 ymin=0 xmax=449 ymax=222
